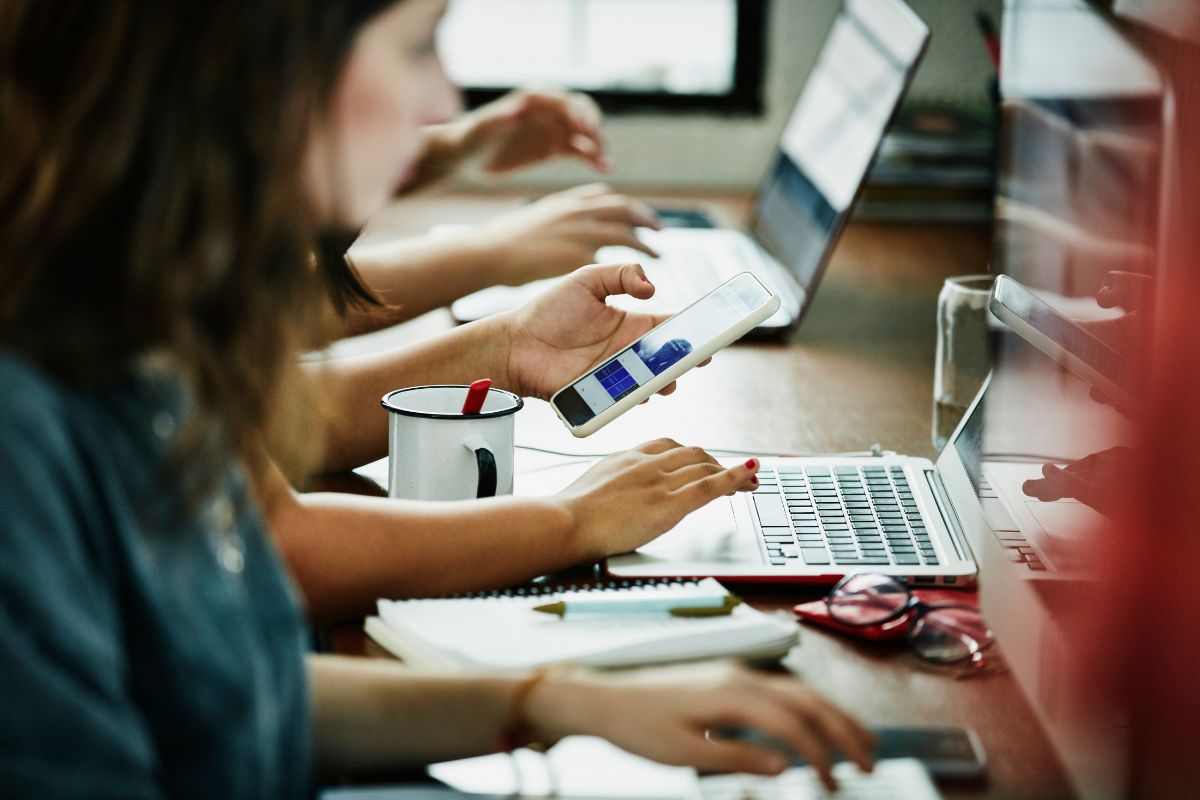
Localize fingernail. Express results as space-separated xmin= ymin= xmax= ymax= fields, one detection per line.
xmin=640 ymin=274 xmax=651 ymax=283
xmin=744 ymin=458 xmax=758 ymax=470
xmin=750 ymin=476 xmax=759 ymax=486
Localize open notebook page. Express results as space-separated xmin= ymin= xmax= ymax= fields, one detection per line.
xmin=374 ymin=578 xmax=797 ymax=669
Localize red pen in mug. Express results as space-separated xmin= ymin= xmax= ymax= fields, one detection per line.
xmin=461 ymin=378 xmax=491 ymax=415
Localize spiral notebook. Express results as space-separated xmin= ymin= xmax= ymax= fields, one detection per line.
xmin=365 ymin=578 xmax=799 ymax=670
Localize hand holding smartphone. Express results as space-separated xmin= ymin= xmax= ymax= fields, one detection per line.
xmin=550 ymin=272 xmax=780 ymax=437
xmin=989 ymin=274 xmax=1136 ymax=411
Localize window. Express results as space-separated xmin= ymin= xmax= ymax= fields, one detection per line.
xmin=438 ymin=0 xmax=767 ymax=113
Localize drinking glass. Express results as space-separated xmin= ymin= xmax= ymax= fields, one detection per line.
xmin=933 ymin=274 xmax=994 ymax=449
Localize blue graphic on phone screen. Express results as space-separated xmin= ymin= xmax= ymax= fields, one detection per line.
xmin=634 ymin=338 xmax=693 ymax=375
xmin=595 ymin=360 xmax=639 ymax=401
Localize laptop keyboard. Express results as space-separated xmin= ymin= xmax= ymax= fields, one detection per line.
xmin=752 ymin=465 xmax=939 ymax=568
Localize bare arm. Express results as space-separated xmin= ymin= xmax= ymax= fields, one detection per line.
xmin=345 ymin=229 xmax=502 ymax=325
xmin=307 ymin=312 xmax=511 ymax=473
xmin=258 ymin=440 xmax=758 ymax=622
xmin=310 ymin=262 xmax=668 ymax=474
xmin=342 ymin=185 xmax=659 ymax=335
xmin=308 ymin=657 xmax=877 ymax=792
xmin=309 ymin=655 xmax=519 ymax=775
xmin=267 ymin=473 xmax=583 ymax=624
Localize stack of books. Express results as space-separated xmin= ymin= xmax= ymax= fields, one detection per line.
xmin=857 ymin=103 xmax=997 ymax=224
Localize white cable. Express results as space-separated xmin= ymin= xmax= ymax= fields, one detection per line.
xmin=515 ymin=442 xmax=897 ymax=460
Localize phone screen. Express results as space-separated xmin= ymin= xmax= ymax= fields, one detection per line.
xmin=553 ymin=274 xmax=773 ymax=427
xmin=993 ymin=276 xmax=1136 ymax=400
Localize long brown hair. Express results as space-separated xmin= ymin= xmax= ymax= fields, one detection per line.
xmin=0 ymin=1 xmax=388 ymax=486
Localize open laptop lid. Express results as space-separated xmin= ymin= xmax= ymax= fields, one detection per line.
xmin=935 ymin=362 xmax=1118 ymax=580
xmin=749 ymin=0 xmax=929 ymax=326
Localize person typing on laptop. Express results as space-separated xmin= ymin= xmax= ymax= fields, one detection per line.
xmin=253 ymin=0 xmax=937 ymax=615
xmin=229 ymin=0 xmax=805 ymax=620
xmin=0 ymin=2 xmax=880 ymax=796
xmin=346 ymin=181 xmax=663 ymax=329
xmin=333 ymin=85 xmax=663 ymax=327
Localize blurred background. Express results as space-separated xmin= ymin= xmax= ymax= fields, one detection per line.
xmin=422 ymin=2 xmax=1200 ymax=795
xmin=440 ymin=0 xmax=1002 ymax=208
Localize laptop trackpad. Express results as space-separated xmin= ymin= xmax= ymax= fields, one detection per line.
xmin=620 ymin=497 xmax=761 ymax=566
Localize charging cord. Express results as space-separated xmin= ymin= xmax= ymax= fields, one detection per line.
xmin=515 ymin=442 xmax=897 ymax=460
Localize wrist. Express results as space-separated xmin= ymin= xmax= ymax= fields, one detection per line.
xmin=522 ymin=667 xmax=605 ymax=744
xmin=457 ymin=225 xmax=511 ymax=288
xmin=488 ymin=308 xmax=519 ymax=397
xmin=410 ymin=123 xmax=471 ymax=189
xmin=550 ymin=493 xmax=606 ymax=564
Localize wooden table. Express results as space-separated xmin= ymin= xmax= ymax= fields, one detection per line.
xmin=332 ymin=190 xmax=1074 ymax=799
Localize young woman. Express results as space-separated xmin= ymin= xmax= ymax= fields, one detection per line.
xmin=0 ymin=1 xmax=873 ymax=796
xmin=236 ymin=26 xmax=735 ymax=620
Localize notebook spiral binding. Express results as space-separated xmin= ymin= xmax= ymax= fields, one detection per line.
xmin=445 ymin=578 xmax=700 ymax=600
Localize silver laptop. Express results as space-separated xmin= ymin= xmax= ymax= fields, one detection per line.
xmin=451 ymin=0 xmax=930 ymax=336
xmin=606 ymin=343 xmax=1112 ymax=584
xmin=604 ymin=387 xmax=990 ymax=585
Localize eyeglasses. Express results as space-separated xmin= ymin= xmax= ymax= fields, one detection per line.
xmin=825 ymin=573 xmax=994 ymax=666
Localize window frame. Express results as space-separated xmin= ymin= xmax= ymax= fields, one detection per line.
xmin=457 ymin=0 xmax=769 ymax=115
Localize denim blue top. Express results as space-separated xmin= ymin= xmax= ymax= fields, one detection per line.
xmin=0 ymin=354 xmax=310 ymax=798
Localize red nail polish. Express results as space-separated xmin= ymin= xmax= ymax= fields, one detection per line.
xmin=640 ymin=274 xmax=651 ymax=283
xmin=745 ymin=459 xmax=758 ymax=470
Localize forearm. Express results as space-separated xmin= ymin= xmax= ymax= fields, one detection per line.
xmin=306 ymin=314 xmax=513 ymax=472
xmin=309 ymin=655 xmax=522 ymax=776
xmin=347 ymin=229 xmax=501 ymax=326
xmin=398 ymin=123 xmax=469 ymax=195
xmin=273 ymin=488 xmax=586 ymax=623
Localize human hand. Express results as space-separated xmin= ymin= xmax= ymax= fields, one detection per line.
xmin=457 ymin=88 xmax=610 ymax=174
xmin=556 ymin=441 xmax=759 ymax=558
xmin=1096 ymin=270 xmax=1153 ymax=314
xmin=527 ymin=661 xmax=875 ymax=791
xmin=1022 ymin=446 xmax=1131 ymax=519
xmin=1085 ymin=271 xmax=1152 ymax=414
xmin=501 ymin=261 xmax=678 ymax=400
xmin=474 ymin=184 xmax=660 ymax=286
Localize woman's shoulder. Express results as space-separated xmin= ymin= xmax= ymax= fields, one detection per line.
xmin=0 ymin=354 xmax=77 ymax=458
xmin=0 ymin=351 xmax=177 ymax=450
xmin=0 ymin=352 xmax=176 ymax=516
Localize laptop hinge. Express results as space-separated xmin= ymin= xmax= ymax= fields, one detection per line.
xmin=925 ymin=470 xmax=974 ymax=562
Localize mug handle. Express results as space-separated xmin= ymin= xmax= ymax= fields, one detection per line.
xmin=462 ymin=435 xmax=497 ymax=498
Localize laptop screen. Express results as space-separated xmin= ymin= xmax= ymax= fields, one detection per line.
xmin=750 ymin=0 xmax=927 ymax=302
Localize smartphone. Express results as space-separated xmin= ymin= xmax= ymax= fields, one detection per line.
xmin=989 ymin=274 xmax=1135 ymax=410
xmin=550 ymin=272 xmax=780 ymax=437
xmin=872 ymin=726 xmax=987 ymax=781
xmin=720 ymin=724 xmax=987 ymax=782
xmin=652 ymin=206 xmax=717 ymax=229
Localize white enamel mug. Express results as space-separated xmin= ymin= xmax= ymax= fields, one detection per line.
xmin=381 ymin=385 xmax=523 ymax=501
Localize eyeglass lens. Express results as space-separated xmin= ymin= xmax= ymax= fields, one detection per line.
xmin=828 ymin=573 xmax=910 ymax=626
xmin=909 ymin=605 xmax=993 ymax=663
xmin=828 ymin=573 xmax=994 ymax=664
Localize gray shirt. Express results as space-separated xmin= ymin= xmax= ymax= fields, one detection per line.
xmin=0 ymin=355 xmax=311 ymax=798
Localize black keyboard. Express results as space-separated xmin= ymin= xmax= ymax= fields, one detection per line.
xmin=751 ymin=464 xmax=939 ymax=568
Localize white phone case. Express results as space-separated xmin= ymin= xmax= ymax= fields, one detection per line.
xmin=988 ymin=275 xmax=1134 ymax=411
xmin=551 ymin=272 xmax=781 ymax=437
